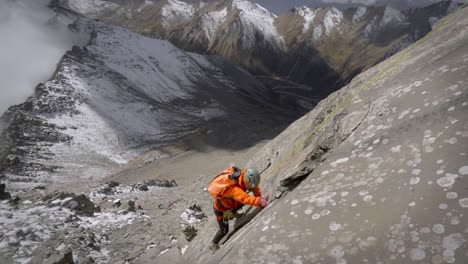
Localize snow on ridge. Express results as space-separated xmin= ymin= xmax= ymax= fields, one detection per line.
xmin=353 ymin=6 xmax=367 ymax=24
xmin=88 ymin=23 xmax=195 ymax=102
xmin=380 ymin=5 xmax=406 ymax=27
xmin=37 ymin=21 xmax=225 ymax=180
xmin=313 ymin=25 xmax=323 ymax=41
xmin=311 ymin=6 xmax=343 ymax=42
xmin=323 ymin=7 xmax=343 ymax=35
xmin=67 ymin=0 xmax=119 ymax=17
xmin=363 ymin=16 xmax=377 ymax=38
xmin=294 ymin=6 xmax=317 ymax=33
xmin=201 ymin=8 xmax=228 ymax=42
xmin=137 ymin=0 xmax=154 ymax=12
xmin=161 ymin=0 xmax=195 ymax=29
xmin=232 ymin=0 xmax=285 ymax=51
xmin=233 ymin=0 xmax=277 ymax=19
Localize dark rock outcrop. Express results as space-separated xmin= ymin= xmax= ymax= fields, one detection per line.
xmin=0 ymin=182 xmax=11 ymax=200
xmin=44 ymin=192 xmax=100 ymax=216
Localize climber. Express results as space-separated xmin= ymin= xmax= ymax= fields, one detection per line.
xmin=208 ymin=166 xmax=269 ymax=252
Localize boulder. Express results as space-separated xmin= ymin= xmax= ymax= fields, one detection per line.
xmin=30 ymin=247 xmax=74 ymax=264
xmin=0 ymin=183 xmax=11 ymax=200
xmin=144 ymin=179 xmax=177 ymax=188
xmin=45 ymin=192 xmax=99 ymax=216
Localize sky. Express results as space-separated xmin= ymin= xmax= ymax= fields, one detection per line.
xmin=0 ymin=0 xmax=80 ymax=115
xmin=254 ymin=0 xmax=458 ymax=14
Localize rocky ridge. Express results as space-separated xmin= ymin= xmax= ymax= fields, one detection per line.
xmin=0 ymin=17 xmax=295 ymax=188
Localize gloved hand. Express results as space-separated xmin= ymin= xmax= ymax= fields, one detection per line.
xmin=258 ymin=194 xmax=269 ymax=208
xmin=231 ymin=212 xmax=241 ymax=218
xmin=224 ymin=211 xmax=242 ymax=220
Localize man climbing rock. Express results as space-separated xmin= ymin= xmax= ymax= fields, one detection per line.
xmin=207 ymin=166 xmax=269 ymax=252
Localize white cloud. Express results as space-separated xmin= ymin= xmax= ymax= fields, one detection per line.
xmin=0 ymin=0 xmax=80 ymax=115
xmin=350 ymin=0 xmax=378 ymax=5
xmin=322 ymin=0 xmax=378 ymax=5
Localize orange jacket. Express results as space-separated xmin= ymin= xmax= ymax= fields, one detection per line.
xmin=213 ymin=171 xmax=262 ymax=212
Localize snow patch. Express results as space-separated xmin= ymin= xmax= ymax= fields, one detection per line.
xmin=353 ymin=7 xmax=367 ymax=23
xmin=323 ymin=7 xmax=343 ymax=35
xmin=201 ymin=8 xmax=227 ymax=42
xmin=380 ymin=6 xmax=406 ymax=27
xmin=161 ymin=0 xmax=195 ymax=29
xmin=313 ymin=25 xmax=323 ymax=41
xmin=331 ymin=157 xmax=349 ymax=167
xmin=232 ymin=0 xmax=285 ymax=51
xmin=391 ymin=145 xmax=401 ymax=153
xmin=67 ymin=0 xmax=119 ymax=17
xmin=295 ymin=6 xmax=316 ymax=33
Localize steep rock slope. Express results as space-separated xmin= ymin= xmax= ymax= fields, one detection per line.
xmin=184 ymin=6 xmax=468 ymax=264
xmin=0 ymin=19 xmax=293 ymax=189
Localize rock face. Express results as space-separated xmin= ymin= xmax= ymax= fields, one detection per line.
xmin=0 ymin=18 xmax=295 ymax=188
xmin=54 ymin=0 xmax=459 ymax=98
xmin=184 ymin=6 xmax=468 ymax=264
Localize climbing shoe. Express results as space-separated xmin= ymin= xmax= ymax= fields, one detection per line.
xmin=209 ymin=242 xmax=220 ymax=252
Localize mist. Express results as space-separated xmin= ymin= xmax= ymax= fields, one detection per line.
xmin=0 ymin=0 xmax=80 ymax=115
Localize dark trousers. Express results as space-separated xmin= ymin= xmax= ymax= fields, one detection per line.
xmin=211 ymin=205 xmax=244 ymax=245
xmin=212 ymin=213 xmax=229 ymax=244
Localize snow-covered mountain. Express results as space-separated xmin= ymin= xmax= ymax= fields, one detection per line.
xmin=276 ymin=1 xmax=458 ymax=83
xmin=53 ymin=0 xmax=460 ymax=94
xmin=0 ymin=18 xmax=295 ymax=188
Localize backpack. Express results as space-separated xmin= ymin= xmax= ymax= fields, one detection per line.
xmin=208 ymin=166 xmax=242 ymax=199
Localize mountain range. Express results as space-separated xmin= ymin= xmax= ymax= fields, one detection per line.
xmin=53 ymin=0 xmax=460 ymax=103
xmin=0 ymin=16 xmax=296 ymax=188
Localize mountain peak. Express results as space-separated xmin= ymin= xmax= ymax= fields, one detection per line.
xmin=200 ymin=7 xmax=228 ymax=42
xmin=322 ymin=6 xmax=343 ymax=36
xmin=226 ymin=0 xmax=284 ymax=51
xmin=352 ymin=6 xmax=367 ymax=24
xmin=292 ymin=5 xmax=317 ymax=33
xmin=380 ymin=5 xmax=406 ymax=27
xmin=161 ymin=0 xmax=196 ymax=29
xmin=232 ymin=0 xmax=277 ymax=19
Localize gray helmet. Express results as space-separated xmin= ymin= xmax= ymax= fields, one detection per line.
xmin=244 ymin=168 xmax=260 ymax=189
